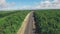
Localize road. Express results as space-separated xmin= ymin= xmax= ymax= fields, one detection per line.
xmin=24 ymin=11 xmax=36 ymax=34
xmin=17 ymin=11 xmax=36 ymax=34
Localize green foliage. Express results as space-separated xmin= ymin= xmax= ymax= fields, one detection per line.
xmin=0 ymin=11 xmax=20 ymax=18
xmin=34 ymin=9 xmax=60 ymax=34
xmin=0 ymin=10 xmax=30 ymax=34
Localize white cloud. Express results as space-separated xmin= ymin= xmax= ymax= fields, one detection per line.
xmin=33 ymin=0 xmax=60 ymax=9
xmin=0 ymin=0 xmax=15 ymax=9
xmin=18 ymin=0 xmax=60 ymax=10
xmin=18 ymin=5 xmax=32 ymax=10
xmin=0 ymin=0 xmax=60 ymax=10
xmin=0 ymin=0 xmax=6 ymax=4
xmin=0 ymin=0 xmax=7 ymax=8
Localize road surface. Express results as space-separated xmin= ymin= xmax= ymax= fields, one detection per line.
xmin=24 ymin=11 xmax=36 ymax=34
xmin=17 ymin=11 xmax=36 ymax=34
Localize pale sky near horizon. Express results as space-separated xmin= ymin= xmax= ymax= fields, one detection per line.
xmin=0 ymin=0 xmax=60 ymax=10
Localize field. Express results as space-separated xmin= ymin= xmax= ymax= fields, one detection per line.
xmin=34 ymin=9 xmax=60 ymax=34
xmin=0 ymin=10 xmax=30 ymax=34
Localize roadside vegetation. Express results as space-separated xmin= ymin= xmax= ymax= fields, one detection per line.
xmin=0 ymin=9 xmax=60 ymax=34
xmin=0 ymin=10 xmax=30 ymax=34
xmin=34 ymin=9 xmax=60 ymax=34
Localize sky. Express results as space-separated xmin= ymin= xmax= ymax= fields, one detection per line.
xmin=0 ymin=0 xmax=60 ymax=10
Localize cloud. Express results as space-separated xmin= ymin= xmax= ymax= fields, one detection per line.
xmin=0 ymin=0 xmax=60 ymax=10
xmin=0 ymin=0 xmax=7 ymax=8
xmin=33 ymin=0 xmax=60 ymax=9
xmin=0 ymin=0 xmax=15 ymax=9
xmin=0 ymin=0 xmax=6 ymax=4
xmin=17 ymin=0 xmax=60 ymax=10
xmin=19 ymin=0 xmax=60 ymax=10
xmin=18 ymin=5 xmax=32 ymax=10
